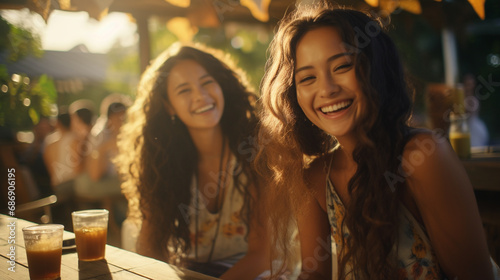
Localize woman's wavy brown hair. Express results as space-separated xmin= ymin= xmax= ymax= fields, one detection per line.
xmin=115 ymin=43 xmax=259 ymax=264
xmin=256 ymin=3 xmax=413 ymax=279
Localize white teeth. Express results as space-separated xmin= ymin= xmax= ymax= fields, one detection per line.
xmin=320 ymin=100 xmax=352 ymax=113
xmin=194 ymin=104 xmax=214 ymax=114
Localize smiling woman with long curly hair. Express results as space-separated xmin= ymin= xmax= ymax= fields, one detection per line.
xmin=115 ymin=43 xmax=269 ymax=279
xmin=256 ymin=2 xmax=498 ymax=280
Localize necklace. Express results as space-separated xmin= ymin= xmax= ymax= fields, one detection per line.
xmin=194 ymin=137 xmax=227 ymax=262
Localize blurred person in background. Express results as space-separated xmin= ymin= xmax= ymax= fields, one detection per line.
xmin=43 ymin=106 xmax=79 ymax=229
xmin=68 ymin=99 xmax=96 ymax=176
xmin=44 ymin=106 xmax=77 ymax=199
xmin=463 ymin=73 xmax=489 ymax=147
xmin=75 ymin=97 xmax=130 ymax=226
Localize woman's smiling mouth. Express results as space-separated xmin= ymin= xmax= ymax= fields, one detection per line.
xmin=193 ymin=104 xmax=215 ymax=114
xmin=320 ymin=100 xmax=353 ymax=114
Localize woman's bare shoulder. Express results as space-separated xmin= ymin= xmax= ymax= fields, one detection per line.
xmin=402 ymin=129 xmax=456 ymax=174
xmin=401 ymin=128 xmax=470 ymax=198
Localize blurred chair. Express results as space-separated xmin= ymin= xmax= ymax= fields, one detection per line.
xmin=0 ymin=142 xmax=34 ymax=205
xmin=1 ymin=141 xmax=58 ymax=224
xmin=16 ymin=195 xmax=58 ymax=224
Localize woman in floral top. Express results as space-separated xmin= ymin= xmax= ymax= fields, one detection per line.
xmin=256 ymin=2 xmax=499 ymax=279
xmin=115 ymin=44 xmax=269 ymax=279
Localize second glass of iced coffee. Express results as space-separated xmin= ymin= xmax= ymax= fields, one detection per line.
xmin=72 ymin=209 xmax=109 ymax=261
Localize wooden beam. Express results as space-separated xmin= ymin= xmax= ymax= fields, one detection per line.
xmin=134 ymin=13 xmax=151 ymax=74
xmin=442 ymin=27 xmax=459 ymax=86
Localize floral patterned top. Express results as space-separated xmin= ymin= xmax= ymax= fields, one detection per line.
xmin=326 ymin=177 xmax=444 ymax=279
xmin=185 ymin=155 xmax=248 ymax=263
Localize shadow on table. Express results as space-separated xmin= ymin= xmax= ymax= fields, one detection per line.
xmin=78 ymin=259 xmax=112 ymax=279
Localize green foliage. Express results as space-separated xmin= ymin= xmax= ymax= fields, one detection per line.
xmin=0 ymin=14 xmax=52 ymax=132
xmin=0 ymin=15 xmax=43 ymax=61
xmin=195 ymin=27 xmax=271 ymax=93
xmin=0 ymin=65 xmax=57 ymax=131
xmin=150 ymin=27 xmax=178 ymax=60
xmin=148 ymin=19 xmax=271 ymax=93
xmin=0 ymin=16 xmax=10 ymax=51
xmin=105 ymin=47 xmax=140 ymax=96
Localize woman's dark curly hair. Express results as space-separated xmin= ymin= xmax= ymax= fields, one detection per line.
xmin=256 ymin=3 xmax=413 ymax=279
xmin=116 ymin=43 xmax=259 ymax=264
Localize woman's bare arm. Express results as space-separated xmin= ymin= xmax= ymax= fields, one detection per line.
xmin=404 ymin=132 xmax=494 ymax=280
xmin=296 ymin=162 xmax=332 ymax=280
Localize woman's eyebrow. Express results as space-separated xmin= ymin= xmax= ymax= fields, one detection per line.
xmin=174 ymin=74 xmax=212 ymax=90
xmin=199 ymin=74 xmax=212 ymax=81
xmin=295 ymin=52 xmax=353 ymax=74
xmin=327 ymin=52 xmax=353 ymax=63
xmin=174 ymin=82 xmax=189 ymax=90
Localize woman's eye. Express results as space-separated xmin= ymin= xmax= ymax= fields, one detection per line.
xmin=178 ymin=88 xmax=190 ymax=94
xmin=202 ymin=80 xmax=214 ymax=86
xmin=334 ymin=64 xmax=353 ymax=72
xmin=298 ymin=76 xmax=315 ymax=84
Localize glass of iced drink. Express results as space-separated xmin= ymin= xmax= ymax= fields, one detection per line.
xmin=72 ymin=209 xmax=109 ymax=261
xmin=23 ymin=224 xmax=64 ymax=280
xmin=449 ymin=112 xmax=471 ymax=159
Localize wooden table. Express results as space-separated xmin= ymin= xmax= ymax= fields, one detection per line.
xmin=463 ymin=149 xmax=500 ymax=265
xmin=0 ymin=214 xmax=218 ymax=279
xmin=462 ymin=149 xmax=500 ymax=192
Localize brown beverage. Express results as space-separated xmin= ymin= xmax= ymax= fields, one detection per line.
xmin=23 ymin=224 xmax=64 ymax=280
xmin=449 ymin=132 xmax=471 ymax=159
xmin=74 ymin=227 xmax=107 ymax=261
xmin=26 ymin=248 xmax=62 ymax=280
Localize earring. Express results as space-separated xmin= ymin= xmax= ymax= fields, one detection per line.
xmin=171 ymin=115 xmax=176 ymax=124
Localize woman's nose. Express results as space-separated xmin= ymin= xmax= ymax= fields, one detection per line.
xmin=192 ymin=85 xmax=208 ymax=101
xmin=319 ymin=74 xmax=340 ymax=97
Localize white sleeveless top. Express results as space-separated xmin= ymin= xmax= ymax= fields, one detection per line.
xmin=185 ymin=155 xmax=248 ymax=263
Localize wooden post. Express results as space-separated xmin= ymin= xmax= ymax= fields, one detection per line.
xmin=442 ymin=27 xmax=459 ymax=87
xmin=135 ymin=13 xmax=151 ymax=74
